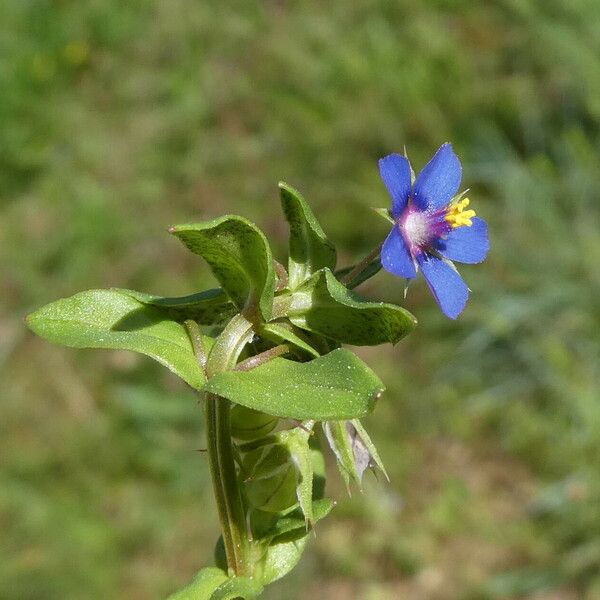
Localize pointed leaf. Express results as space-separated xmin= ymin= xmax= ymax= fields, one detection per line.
xmin=203 ymin=349 xmax=384 ymax=420
xmin=289 ymin=268 xmax=416 ymax=345
xmin=170 ymin=216 xmax=276 ymax=320
xmin=279 ymin=182 xmax=336 ymax=289
xmin=124 ymin=288 xmax=235 ymax=325
xmin=26 ymin=289 xmax=206 ymax=389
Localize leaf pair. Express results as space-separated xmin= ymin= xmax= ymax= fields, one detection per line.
xmin=26 ymin=288 xmax=387 ymax=421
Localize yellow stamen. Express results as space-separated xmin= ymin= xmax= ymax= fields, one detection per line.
xmin=445 ymin=197 xmax=476 ymax=228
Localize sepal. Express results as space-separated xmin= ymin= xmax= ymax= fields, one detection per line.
xmin=371 ymin=207 xmax=395 ymax=224
xmin=323 ymin=420 xmax=388 ymax=490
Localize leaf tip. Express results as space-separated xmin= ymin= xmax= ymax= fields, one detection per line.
xmin=23 ymin=312 xmax=35 ymax=331
xmin=278 ymin=181 xmax=295 ymax=197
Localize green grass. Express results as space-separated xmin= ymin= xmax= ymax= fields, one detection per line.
xmin=2 ymin=1 xmax=600 ymax=598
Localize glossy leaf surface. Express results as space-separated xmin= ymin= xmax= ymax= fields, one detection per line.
xmin=289 ymin=268 xmax=416 ymax=345
xmin=203 ymin=349 xmax=384 ymax=420
xmin=26 ymin=289 xmax=207 ymax=389
xmin=170 ymin=216 xmax=275 ymax=320
xmin=279 ymin=182 xmax=336 ymax=289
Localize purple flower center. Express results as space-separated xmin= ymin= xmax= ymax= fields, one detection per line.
xmin=398 ymin=202 xmax=451 ymax=254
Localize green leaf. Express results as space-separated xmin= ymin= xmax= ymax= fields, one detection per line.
xmin=210 ymin=577 xmax=263 ymax=600
xmin=170 ymin=216 xmax=276 ymax=320
xmin=259 ymin=322 xmax=320 ymax=358
xmin=167 ymin=567 xmax=263 ymax=600
xmin=26 ymin=289 xmax=206 ymax=389
xmin=230 ymin=405 xmax=279 ymax=441
xmin=242 ymin=440 xmax=300 ymax=513
xmin=279 ymin=182 xmax=336 ymax=289
xmin=204 ymin=349 xmax=384 ymax=420
xmin=251 ymin=498 xmax=334 ymax=542
xmin=167 ymin=567 xmax=228 ymax=600
xmin=124 ymin=288 xmax=236 ymax=325
xmin=260 ymin=536 xmax=309 ymax=585
xmin=288 ymin=268 xmax=416 ymax=345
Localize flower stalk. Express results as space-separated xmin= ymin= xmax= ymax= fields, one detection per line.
xmin=340 ymin=244 xmax=382 ymax=287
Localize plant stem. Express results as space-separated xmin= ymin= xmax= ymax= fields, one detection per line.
xmin=340 ymin=244 xmax=382 ymax=286
xmin=205 ymin=314 xmax=254 ymax=577
xmin=204 ymin=394 xmax=250 ymax=576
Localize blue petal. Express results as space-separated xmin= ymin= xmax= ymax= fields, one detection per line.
xmin=381 ymin=226 xmax=417 ymax=279
xmin=417 ymin=253 xmax=469 ymax=319
xmin=413 ymin=143 xmax=462 ymax=210
xmin=435 ymin=217 xmax=489 ymax=264
xmin=378 ymin=153 xmax=412 ymax=218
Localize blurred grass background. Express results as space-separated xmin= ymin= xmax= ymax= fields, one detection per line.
xmin=1 ymin=1 xmax=600 ymax=598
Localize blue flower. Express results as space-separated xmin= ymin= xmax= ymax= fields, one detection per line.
xmin=378 ymin=143 xmax=489 ymax=319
